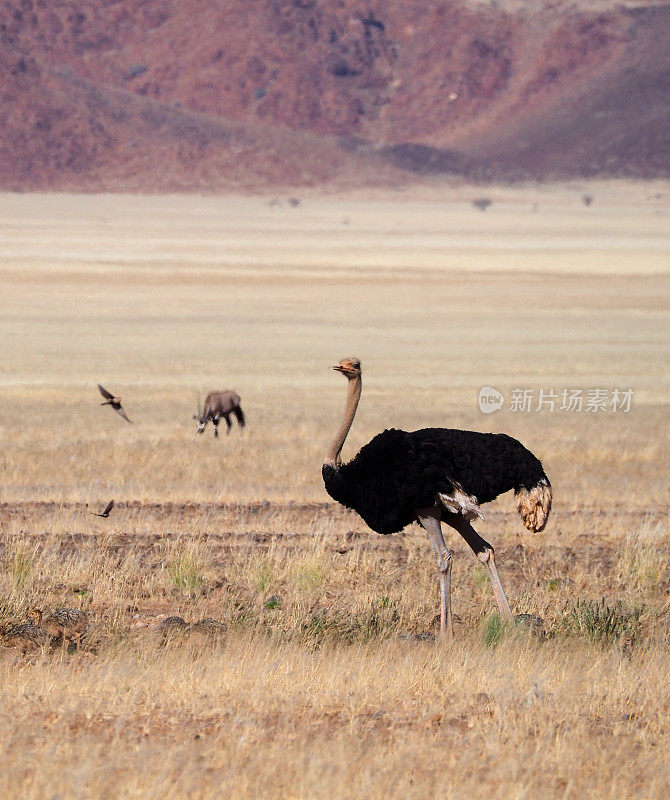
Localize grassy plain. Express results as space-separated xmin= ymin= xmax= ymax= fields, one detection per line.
xmin=0 ymin=183 xmax=668 ymax=798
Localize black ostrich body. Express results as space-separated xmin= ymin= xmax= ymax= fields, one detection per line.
xmin=322 ymin=357 xmax=553 ymax=636
xmin=322 ymin=427 xmax=548 ymax=535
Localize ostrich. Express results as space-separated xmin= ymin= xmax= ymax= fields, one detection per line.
xmin=188 ymin=618 xmax=226 ymax=642
xmin=29 ymin=608 xmax=89 ymax=647
xmin=1 ymin=620 xmax=50 ymax=654
xmin=322 ymin=358 xmax=552 ymax=636
xmin=157 ymin=616 xmax=188 ymax=645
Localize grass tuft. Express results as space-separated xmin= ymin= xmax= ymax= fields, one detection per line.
xmin=560 ymin=598 xmax=644 ymax=646
xmin=298 ymin=599 xmax=401 ymax=647
xmin=167 ymin=554 xmax=203 ymax=595
xmin=252 ymin=562 xmax=274 ymax=593
xmin=6 ymin=550 xmax=34 ymax=590
xmin=293 ymin=558 xmax=326 ymax=593
xmin=618 ymin=520 xmax=667 ymax=595
xmin=471 ymin=565 xmax=489 ymax=592
xmin=481 ymin=612 xmax=508 ymax=648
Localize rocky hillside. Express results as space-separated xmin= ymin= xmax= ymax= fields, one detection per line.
xmin=1 ymin=0 xmax=668 ymax=190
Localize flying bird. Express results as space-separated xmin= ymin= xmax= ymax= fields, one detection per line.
xmin=91 ymin=499 xmax=114 ymax=518
xmin=98 ymin=384 xmax=132 ymax=423
xmin=322 ymin=358 xmax=552 ymax=637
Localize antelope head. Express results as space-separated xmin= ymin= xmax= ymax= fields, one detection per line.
xmin=194 ymin=393 xmax=206 ymax=433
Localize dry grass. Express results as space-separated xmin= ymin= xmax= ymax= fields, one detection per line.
xmin=0 ymin=633 xmax=667 ymax=800
xmin=0 ymin=503 xmax=667 ymax=798
xmin=0 ymin=186 xmax=668 ymax=798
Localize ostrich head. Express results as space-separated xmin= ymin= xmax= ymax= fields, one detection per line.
xmin=333 ymin=357 xmax=361 ymax=379
xmin=28 ymin=608 xmax=42 ymax=625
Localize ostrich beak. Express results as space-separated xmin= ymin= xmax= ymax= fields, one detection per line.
xmin=333 ymin=365 xmax=345 ymax=372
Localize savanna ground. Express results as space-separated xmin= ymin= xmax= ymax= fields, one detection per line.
xmin=0 ymin=183 xmax=668 ymax=798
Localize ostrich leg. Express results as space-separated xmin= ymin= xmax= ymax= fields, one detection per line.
xmin=417 ymin=509 xmax=454 ymax=637
xmin=447 ymin=516 xmax=513 ymax=620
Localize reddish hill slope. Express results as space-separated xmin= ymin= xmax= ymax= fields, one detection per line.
xmin=1 ymin=0 xmax=668 ymax=190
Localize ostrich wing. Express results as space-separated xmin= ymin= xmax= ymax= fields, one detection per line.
xmin=98 ymin=384 xmax=114 ymax=400
xmin=329 ymin=428 xmax=523 ymax=536
xmin=409 ymin=428 xmax=527 ymax=505
xmin=438 ymin=486 xmax=484 ymax=521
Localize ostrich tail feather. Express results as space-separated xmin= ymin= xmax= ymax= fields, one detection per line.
xmin=515 ymin=478 xmax=552 ymax=532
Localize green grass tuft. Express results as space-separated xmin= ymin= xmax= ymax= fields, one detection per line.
xmin=560 ymin=598 xmax=644 ymax=646
xmin=481 ymin=613 xmax=508 ymax=648
xmin=167 ymin=555 xmax=203 ymax=595
xmin=252 ymin=563 xmax=273 ymax=593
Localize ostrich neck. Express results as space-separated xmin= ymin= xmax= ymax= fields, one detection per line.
xmin=325 ymin=375 xmax=362 ymax=468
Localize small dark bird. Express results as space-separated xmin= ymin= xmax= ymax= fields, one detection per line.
xmin=91 ymin=500 xmax=114 ymax=518
xmin=322 ymin=358 xmax=552 ymax=637
xmin=98 ymin=384 xmax=132 ymax=423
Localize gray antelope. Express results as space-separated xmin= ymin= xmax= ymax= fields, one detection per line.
xmin=194 ymin=391 xmax=245 ymax=437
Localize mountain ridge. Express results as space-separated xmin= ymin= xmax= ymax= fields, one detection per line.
xmin=1 ymin=0 xmax=668 ymax=190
